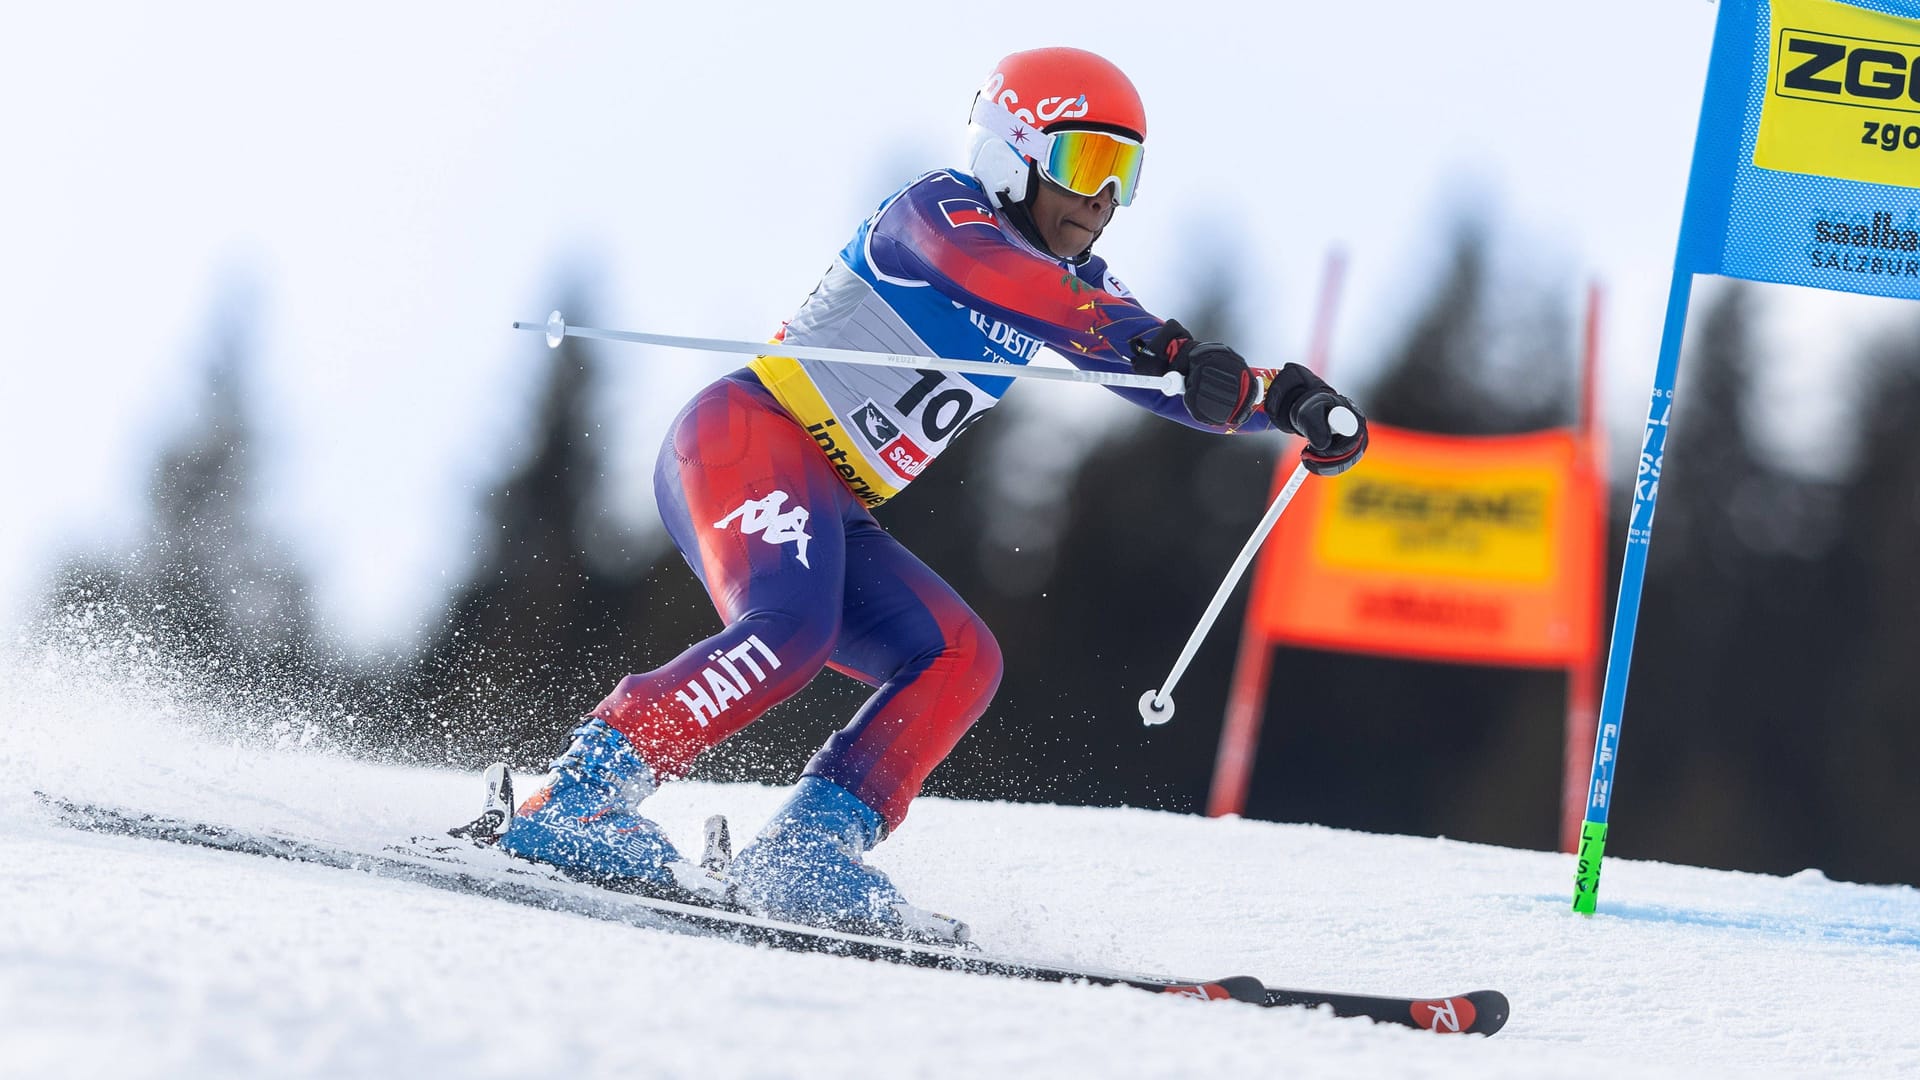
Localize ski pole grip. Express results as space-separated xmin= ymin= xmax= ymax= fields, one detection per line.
xmin=1330 ymin=405 xmax=1358 ymax=437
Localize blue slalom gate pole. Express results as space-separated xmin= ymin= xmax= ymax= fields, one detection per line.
xmin=1572 ymin=269 xmax=1692 ymax=915
xmin=1571 ymin=0 xmax=1756 ymax=916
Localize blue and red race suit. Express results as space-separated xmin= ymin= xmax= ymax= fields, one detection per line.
xmin=750 ymin=168 xmax=1269 ymax=506
xmin=592 ymin=170 xmax=1264 ymax=832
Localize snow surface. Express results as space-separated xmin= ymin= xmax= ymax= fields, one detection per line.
xmin=5 ymin=650 xmax=1918 ymax=1079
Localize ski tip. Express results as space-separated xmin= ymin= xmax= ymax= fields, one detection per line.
xmin=1462 ymin=990 xmax=1510 ymax=1035
xmin=1212 ymin=975 xmax=1268 ymax=1004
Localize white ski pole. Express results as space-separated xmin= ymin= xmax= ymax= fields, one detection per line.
xmin=514 ymin=311 xmax=1186 ymax=397
xmin=1137 ymin=406 xmax=1356 ymax=726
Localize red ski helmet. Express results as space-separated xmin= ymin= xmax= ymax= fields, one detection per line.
xmin=965 ymin=48 xmax=1147 ymax=209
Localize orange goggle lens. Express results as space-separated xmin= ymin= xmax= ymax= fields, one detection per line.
xmin=1041 ymin=129 xmax=1144 ymax=205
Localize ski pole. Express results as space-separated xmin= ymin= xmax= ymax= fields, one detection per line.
xmin=1137 ymin=414 xmax=1352 ymax=726
xmin=514 ymin=311 xmax=1186 ymax=396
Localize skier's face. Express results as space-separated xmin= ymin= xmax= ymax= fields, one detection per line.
xmin=1029 ymin=175 xmax=1115 ymax=259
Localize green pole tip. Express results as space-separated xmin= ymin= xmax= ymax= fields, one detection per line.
xmin=1572 ymin=820 xmax=1609 ymax=915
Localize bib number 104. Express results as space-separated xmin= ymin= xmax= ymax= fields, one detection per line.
xmin=896 ymin=369 xmax=988 ymax=443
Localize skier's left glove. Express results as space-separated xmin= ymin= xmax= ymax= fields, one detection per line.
xmin=1264 ymin=363 xmax=1369 ymax=476
xmin=1129 ymin=319 xmax=1259 ymax=428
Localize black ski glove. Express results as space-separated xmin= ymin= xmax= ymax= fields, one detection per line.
xmin=1128 ymin=320 xmax=1259 ymax=428
xmin=1263 ymin=363 xmax=1369 ymax=476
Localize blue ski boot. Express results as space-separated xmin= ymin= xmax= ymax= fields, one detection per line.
xmin=497 ymin=718 xmax=685 ymax=888
xmin=726 ymin=776 xmax=968 ymax=942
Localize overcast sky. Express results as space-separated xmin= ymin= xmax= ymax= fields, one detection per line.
xmin=9 ymin=0 xmax=1901 ymax=648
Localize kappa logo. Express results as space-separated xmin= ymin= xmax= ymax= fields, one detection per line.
xmin=713 ymin=491 xmax=812 ymax=567
xmin=848 ymin=400 xmax=901 ymax=450
xmin=1778 ymin=28 xmax=1920 ymax=113
xmin=675 ymin=635 xmax=782 ymax=727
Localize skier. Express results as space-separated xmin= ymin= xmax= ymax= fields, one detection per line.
xmin=494 ymin=47 xmax=1368 ymax=935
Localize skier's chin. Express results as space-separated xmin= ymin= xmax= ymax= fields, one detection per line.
xmin=1056 ymin=222 xmax=1099 ymax=258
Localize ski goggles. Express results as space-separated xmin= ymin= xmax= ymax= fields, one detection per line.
xmin=970 ymin=96 xmax=1145 ymax=205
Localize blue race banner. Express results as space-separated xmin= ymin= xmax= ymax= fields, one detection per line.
xmin=1574 ymin=0 xmax=1920 ymax=913
xmin=1682 ymin=0 xmax=1920 ymax=295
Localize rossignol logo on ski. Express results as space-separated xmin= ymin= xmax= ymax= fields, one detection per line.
xmin=675 ymin=635 xmax=782 ymax=727
xmin=1415 ymin=996 xmax=1470 ymax=1033
xmin=714 ymin=491 xmax=812 ymax=567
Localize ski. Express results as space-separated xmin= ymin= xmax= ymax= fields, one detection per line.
xmin=35 ymin=792 xmax=1508 ymax=1035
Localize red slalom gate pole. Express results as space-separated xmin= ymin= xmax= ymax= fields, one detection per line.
xmin=1560 ymin=282 xmax=1608 ymax=854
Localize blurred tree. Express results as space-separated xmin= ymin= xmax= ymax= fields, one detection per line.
xmin=399 ymin=285 xmax=658 ymax=765
xmin=1812 ymin=316 xmax=1920 ymax=884
xmin=1612 ymin=280 xmax=1782 ymax=869
xmin=1612 ymin=280 xmax=1874 ymax=878
xmin=1360 ymin=218 xmax=1576 ymax=435
xmin=41 ymin=302 xmax=327 ymax=733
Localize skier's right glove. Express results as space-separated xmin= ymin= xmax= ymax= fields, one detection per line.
xmin=1263 ymin=363 xmax=1369 ymax=476
xmin=1129 ymin=319 xmax=1259 ymax=428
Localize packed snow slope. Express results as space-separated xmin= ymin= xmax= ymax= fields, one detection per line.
xmin=4 ymin=656 xmax=1917 ymax=1079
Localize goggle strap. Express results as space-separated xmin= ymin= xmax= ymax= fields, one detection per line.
xmin=970 ymin=95 xmax=1053 ymax=165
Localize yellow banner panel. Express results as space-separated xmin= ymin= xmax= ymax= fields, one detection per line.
xmin=1756 ymin=0 xmax=1920 ymax=187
